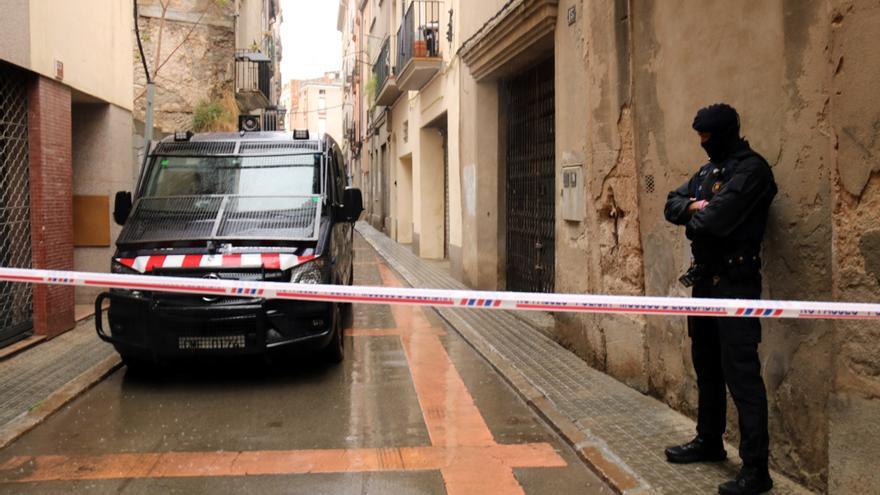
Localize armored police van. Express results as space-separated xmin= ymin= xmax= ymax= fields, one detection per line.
xmin=95 ymin=128 xmax=362 ymax=368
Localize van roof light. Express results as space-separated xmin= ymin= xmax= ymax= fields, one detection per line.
xmin=292 ymin=129 xmax=309 ymax=140
xmin=174 ymin=131 xmax=193 ymax=142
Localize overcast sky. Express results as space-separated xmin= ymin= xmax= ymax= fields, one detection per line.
xmin=280 ymin=0 xmax=342 ymax=81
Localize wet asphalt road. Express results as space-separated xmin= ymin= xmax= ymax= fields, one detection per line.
xmin=0 ymin=236 xmax=612 ymax=494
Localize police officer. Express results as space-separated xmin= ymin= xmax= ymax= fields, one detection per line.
xmin=664 ymin=103 xmax=777 ymax=495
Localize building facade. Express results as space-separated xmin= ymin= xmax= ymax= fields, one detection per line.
xmin=0 ymin=0 xmax=135 ymax=342
xmin=337 ymin=0 xmax=363 ymax=193
xmin=134 ymin=0 xmax=284 ymax=138
xmin=339 ymin=0 xmax=880 ymax=491
xmin=286 ymin=72 xmax=343 ymax=144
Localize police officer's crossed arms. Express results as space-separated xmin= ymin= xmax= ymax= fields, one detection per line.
xmin=664 ymin=103 xmax=778 ymax=495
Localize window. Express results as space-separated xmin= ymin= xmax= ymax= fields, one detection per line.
xmin=327 ymin=145 xmax=345 ymax=204
xmin=144 ymin=154 xmax=322 ymax=198
xmin=335 ymin=146 xmax=346 ymax=201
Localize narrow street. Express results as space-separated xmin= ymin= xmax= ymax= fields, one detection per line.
xmin=0 ymin=236 xmax=612 ymax=494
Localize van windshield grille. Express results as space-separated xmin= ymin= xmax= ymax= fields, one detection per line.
xmin=116 ymin=195 xmax=321 ymax=245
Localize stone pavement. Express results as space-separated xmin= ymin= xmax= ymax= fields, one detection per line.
xmin=0 ymin=315 xmax=119 ymax=448
xmin=356 ymin=222 xmax=812 ymax=495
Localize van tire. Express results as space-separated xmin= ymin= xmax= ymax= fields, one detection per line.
xmin=323 ymin=303 xmax=344 ymax=363
xmin=120 ymin=353 xmax=157 ymax=376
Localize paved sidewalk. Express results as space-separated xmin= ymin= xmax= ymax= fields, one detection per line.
xmin=0 ymin=316 xmax=119 ymax=448
xmin=357 ymin=222 xmax=810 ymax=495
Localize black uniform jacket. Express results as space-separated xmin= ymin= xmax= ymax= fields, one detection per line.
xmin=664 ymin=144 xmax=777 ymax=267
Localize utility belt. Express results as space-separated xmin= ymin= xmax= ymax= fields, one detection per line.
xmin=679 ymin=252 xmax=761 ymax=288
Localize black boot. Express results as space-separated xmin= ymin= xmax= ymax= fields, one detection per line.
xmin=718 ymin=465 xmax=773 ymax=495
xmin=665 ymin=436 xmax=727 ymax=464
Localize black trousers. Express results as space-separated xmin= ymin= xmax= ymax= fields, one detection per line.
xmin=689 ymin=276 xmax=769 ymax=468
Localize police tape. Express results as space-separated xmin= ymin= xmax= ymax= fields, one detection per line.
xmin=1 ymin=267 xmax=879 ymax=320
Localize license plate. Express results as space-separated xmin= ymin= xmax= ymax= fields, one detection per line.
xmin=178 ymin=335 xmax=246 ymax=350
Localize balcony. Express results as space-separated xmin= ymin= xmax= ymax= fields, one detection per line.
xmin=395 ymin=1 xmax=442 ymax=92
xmin=235 ymin=50 xmax=272 ymax=112
xmin=373 ymin=37 xmax=401 ymax=106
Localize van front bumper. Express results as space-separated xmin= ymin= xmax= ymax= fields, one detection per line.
xmin=95 ymin=291 xmax=335 ymax=359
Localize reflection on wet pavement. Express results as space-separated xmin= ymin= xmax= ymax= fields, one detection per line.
xmin=0 ymin=236 xmax=611 ymax=494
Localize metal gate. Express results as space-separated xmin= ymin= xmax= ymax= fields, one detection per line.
xmin=0 ymin=64 xmax=33 ymax=347
xmin=503 ymin=58 xmax=555 ymax=293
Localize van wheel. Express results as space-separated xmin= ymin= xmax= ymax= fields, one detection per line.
xmin=120 ymin=353 xmax=157 ymax=376
xmin=323 ymin=303 xmax=344 ymax=363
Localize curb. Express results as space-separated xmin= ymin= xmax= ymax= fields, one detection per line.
xmin=0 ymin=354 xmax=122 ymax=450
xmin=0 ymin=336 xmax=47 ymax=362
xmin=437 ymin=307 xmax=651 ymax=495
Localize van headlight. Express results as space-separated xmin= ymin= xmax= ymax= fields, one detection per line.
xmin=111 ymin=260 xmax=138 ymax=274
xmin=110 ymin=260 xmax=143 ymax=297
xmin=290 ymin=258 xmax=326 ymax=284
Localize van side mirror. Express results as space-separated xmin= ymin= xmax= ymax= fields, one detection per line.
xmin=340 ymin=187 xmax=363 ymax=223
xmin=113 ymin=191 xmax=133 ymax=226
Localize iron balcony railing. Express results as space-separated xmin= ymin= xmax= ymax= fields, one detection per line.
xmin=373 ymin=36 xmax=392 ymax=95
xmin=396 ymin=0 xmax=442 ymax=76
xmin=263 ymin=107 xmax=286 ymax=131
xmin=235 ymin=49 xmax=272 ymax=103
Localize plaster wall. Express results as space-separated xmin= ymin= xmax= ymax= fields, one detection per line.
xmin=297 ymin=83 xmax=344 ymax=143
xmin=458 ymin=68 xmax=501 ymax=289
xmin=0 ymin=0 xmax=29 ymax=69
xmin=236 ymin=0 xmax=264 ymax=49
xmin=458 ymin=0 xmax=509 ymax=43
xmin=28 ymin=0 xmax=133 ymax=110
xmin=71 ymin=103 xmax=135 ymax=304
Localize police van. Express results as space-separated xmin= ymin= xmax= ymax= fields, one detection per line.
xmin=95 ymin=127 xmax=363 ymax=368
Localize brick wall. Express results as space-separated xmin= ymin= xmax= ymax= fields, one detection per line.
xmin=27 ymin=76 xmax=75 ymax=338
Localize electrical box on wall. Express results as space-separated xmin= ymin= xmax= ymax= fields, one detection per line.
xmin=561 ymin=165 xmax=584 ymax=222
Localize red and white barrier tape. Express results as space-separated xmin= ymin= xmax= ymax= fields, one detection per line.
xmin=1 ymin=267 xmax=879 ymax=320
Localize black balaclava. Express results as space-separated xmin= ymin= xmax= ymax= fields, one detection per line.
xmin=692 ymin=103 xmax=744 ymax=163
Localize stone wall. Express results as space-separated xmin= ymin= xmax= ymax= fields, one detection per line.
xmin=134 ymin=0 xmax=234 ymax=134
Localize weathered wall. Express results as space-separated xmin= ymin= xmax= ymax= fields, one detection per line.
xmin=827 ymin=1 xmax=880 ymax=493
xmin=627 ymin=1 xmax=841 ymax=490
xmin=552 ymin=0 xmax=649 ymax=392
xmin=492 ymin=0 xmax=869 ymax=490
xmin=134 ymin=0 xmax=234 ymax=133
